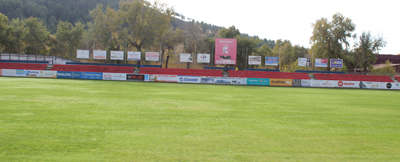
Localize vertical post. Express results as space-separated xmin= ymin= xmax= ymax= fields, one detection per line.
xmin=195 ymin=44 xmax=197 ymax=69
xmin=279 ymin=48 xmax=281 ymax=71
xmin=245 ymin=47 xmax=248 ymax=69
xmin=125 ymin=42 xmax=127 ymax=64
xmin=212 ymin=45 xmax=214 ymax=67
xmin=159 ymin=43 xmax=162 ymax=67
xmin=92 ymin=41 xmax=95 ymax=63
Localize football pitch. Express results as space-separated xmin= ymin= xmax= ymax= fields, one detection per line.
xmin=1 ymin=77 xmax=400 ymax=161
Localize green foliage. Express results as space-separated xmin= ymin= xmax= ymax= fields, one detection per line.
xmin=218 ymin=26 xmax=240 ymax=38
xmin=50 ymin=21 xmax=85 ymax=59
xmin=22 ymin=17 xmax=50 ymax=55
xmin=371 ymin=60 xmax=396 ymax=77
xmin=353 ymin=31 xmax=386 ymax=72
xmin=281 ymin=59 xmax=309 ymax=72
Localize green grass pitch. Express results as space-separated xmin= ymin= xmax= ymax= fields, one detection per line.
xmin=1 ymin=77 xmax=400 ymax=161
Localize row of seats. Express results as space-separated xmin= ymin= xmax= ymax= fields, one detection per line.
xmin=314 ymin=73 xmax=393 ymax=82
xmin=395 ymin=76 xmax=400 ymax=82
xmin=51 ymin=65 xmax=135 ymax=73
xmin=0 ymin=63 xmax=47 ymax=70
xmin=228 ymin=70 xmax=310 ymax=79
xmin=140 ymin=67 xmax=223 ymax=77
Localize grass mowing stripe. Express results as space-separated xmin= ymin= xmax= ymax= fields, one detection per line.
xmin=0 ymin=77 xmax=399 ymax=161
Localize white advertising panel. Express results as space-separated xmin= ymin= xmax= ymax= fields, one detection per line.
xmin=93 ymin=50 xmax=107 ymax=60
xmin=103 ymin=73 xmax=127 ymax=81
xmin=2 ymin=69 xmax=17 ymax=76
xmin=149 ymin=75 xmax=177 ymax=82
xmin=111 ymin=51 xmax=124 ymax=60
xmin=180 ymin=53 xmax=193 ymax=62
xmin=298 ymin=58 xmax=310 ymax=67
xmin=146 ymin=52 xmax=159 ymax=61
xmin=200 ymin=77 xmax=247 ymax=85
xmin=197 ymin=54 xmax=210 ymax=63
xmin=77 ymin=50 xmax=89 ymax=59
xmin=311 ymin=80 xmax=359 ymax=88
xmin=38 ymin=71 xmax=57 ymax=78
xmin=360 ymin=82 xmax=400 ymax=90
xmin=248 ymin=56 xmax=261 ymax=65
xmin=128 ymin=51 xmax=141 ymax=61
xmin=177 ymin=76 xmax=201 ymax=83
xmin=301 ymin=79 xmax=311 ymax=87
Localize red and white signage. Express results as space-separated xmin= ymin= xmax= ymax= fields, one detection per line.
xmin=93 ymin=50 xmax=107 ymax=60
xmin=215 ymin=38 xmax=237 ymax=65
xmin=146 ymin=52 xmax=159 ymax=61
xmin=311 ymin=80 xmax=359 ymax=88
xmin=103 ymin=73 xmax=127 ymax=81
xmin=77 ymin=50 xmax=89 ymax=59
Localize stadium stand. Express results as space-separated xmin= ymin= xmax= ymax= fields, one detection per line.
xmin=314 ymin=73 xmax=394 ymax=82
xmin=228 ymin=70 xmax=310 ymax=79
xmin=0 ymin=62 xmax=48 ymax=70
xmin=51 ymin=64 xmax=135 ymax=73
xmin=395 ymin=76 xmax=400 ymax=82
xmin=140 ymin=67 xmax=223 ymax=77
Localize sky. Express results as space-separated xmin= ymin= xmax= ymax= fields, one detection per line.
xmin=151 ymin=0 xmax=399 ymax=54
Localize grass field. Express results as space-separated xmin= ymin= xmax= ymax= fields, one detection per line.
xmin=1 ymin=77 xmax=400 ymax=161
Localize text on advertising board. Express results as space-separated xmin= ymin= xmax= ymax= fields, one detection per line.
xmin=127 ymin=74 xmax=145 ymax=81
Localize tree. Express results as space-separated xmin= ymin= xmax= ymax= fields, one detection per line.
xmin=310 ymin=13 xmax=355 ymax=70
xmin=353 ymin=31 xmax=386 ymax=72
xmin=371 ymin=60 xmax=396 ymax=77
xmin=22 ymin=17 xmax=50 ymax=55
xmin=0 ymin=13 xmax=12 ymax=52
xmin=51 ymin=21 xmax=85 ymax=59
xmin=218 ymin=26 xmax=240 ymax=38
xmin=158 ymin=27 xmax=185 ymax=68
xmin=9 ymin=18 xmax=26 ymax=53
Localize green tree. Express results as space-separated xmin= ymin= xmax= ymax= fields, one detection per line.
xmin=9 ymin=18 xmax=26 ymax=53
xmin=51 ymin=21 xmax=85 ymax=59
xmin=0 ymin=13 xmax=12 ymax=52
xmin=22 ymin=17 xmax=50 ymax=55
xmin=353 ymin=31 xmax=386 ymax=72
xmin=158 ymin=27 xmax=185 ymax=68
xmin=310 ymin=13 xmax=355 ymax=70
xmin=371 ymin=60 xmax=396 ymax=77
xmin=218 ymin=26 xmax=240 ymax=38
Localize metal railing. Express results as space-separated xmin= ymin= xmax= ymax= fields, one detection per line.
xmin=0 ymin=53 xmax=76 ymax=65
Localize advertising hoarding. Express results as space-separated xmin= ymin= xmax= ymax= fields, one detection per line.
xmin=301 ymin=80 xmax=311 ymax=87
xmin=177 ymin=76 xmax=201 ymax=83
xmin=0 ymin=69 xmax=2 ymax=76
xmin=77 ymin=50 xmax=89 ymax=59
xmin=298 ymin=58 xmax=310 ymax=67
xmin=330 ymin=59 xmax=343 ymax=68
xmin=180 ymin=53 xmax=193 ymax=62
xmin=149 ymin=75 xmax=177 ymax=82
xmin=127 ymin=74 xmax=145 ymax=81
xmin=103 ymin=73 xmax=127 ymax=81
xmin=360 ymin=81 xmax=400 ymax=90
xmin=57 ymin=71 xmax=81 ymax=79
xmin=315 ymin=59 xmax=328 ymax=67
xmin=293 ymin=79 xmax=302 ymax=87
xmin=200 ymin=77 xmax=247 ymax=85
xmin=93 ymin=50 xmax=107 ymax=60
xmin=247 ymin=78 xmax=270 ymax=86
xmin=270 ymin=79 xmax=293 ymax=86
xmin=80 ymin=72 xmax=102 ymax=80
xmin=197 ymin=54 xmax=210 ymax=63
xmin=310 ymin=80 xmax=359 ymax=88
xmin=248 ymin=56 xmax=261 ymax=65
xmin=265 ymin=57 xmax=278 ymax=66
xmin=111 ymin=51 xmax=124 ymax=60
xmin=2 ymin=69 xmax=17 ymax=76
xmin=38 ymin=71 xmax=57 ymax=78
xmin=146 ymin=52 xmax=159 ymax=61
xmin=215 ymin=38 xmax=237 ymax=65
xmin=128 ymin=51 xmax=141 ymax=61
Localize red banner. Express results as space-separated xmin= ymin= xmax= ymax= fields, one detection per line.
xmin=215 ymin=38 xmax=237 ymax=65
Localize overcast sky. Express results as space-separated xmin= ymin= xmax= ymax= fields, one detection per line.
xmin=151 ymin=0 xmax=399 ymax=54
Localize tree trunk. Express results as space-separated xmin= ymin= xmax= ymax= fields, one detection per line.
xmin=166 ymin=55 xmax=170 ymax=68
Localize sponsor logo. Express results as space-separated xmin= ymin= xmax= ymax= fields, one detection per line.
xmin=387 ymin=83 xmax=392 ymax=89
xmin=127 ymin=74 xmax=144 ymax=81
xmin=338 ymin=81 xmax=355 ymax=87
xmin=179 ymin=77 xmax=199 ymax=82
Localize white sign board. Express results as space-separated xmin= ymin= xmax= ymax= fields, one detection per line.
xmin=149 ymin=75 xmax=177 ymax=82
xmin=310 ymin=80 xmax=360 ymax=88
xmin=103 ymin=73 xmax=127 ymax=81
xmin=248 ymin=56 xmax=261 ymax=65
xmin=111 ymin=51 xmax=124 ymax=60
xmin=93 ymin=50 xmax=107 ymax=60
xmin=197 ymin=54 xmax=210 ymax=63
xmin=180 ymin=53 xmax=193 ymax=62
xmin=146 ymin=52 xmax=159 ymax=61
xmin=298 ymin=58 xmax=310 ymax=67
xmin=77 ymin=50 xmax=89 ymax=59
xmin=128 ymin=51 xmax=141 ymax=61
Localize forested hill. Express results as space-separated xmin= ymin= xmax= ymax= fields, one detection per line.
xmin=0 ymin=0 xmax=121 ymax=33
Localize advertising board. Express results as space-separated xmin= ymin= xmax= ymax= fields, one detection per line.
xmin=177 ymin=76 xmax=201 ymax=83
xmin=80 ymin=72 xmax=102 ymax=80
xmin=111 ymin=51 xmax=124 ymax=60
xmin=301 ymin=80 xmax=311 ymax=87
xmin=201 ymin=77 xmax=247 ymax=85
xmin=247 ymin=78 xmax=270 ymax=86
xmin=103 ymin=73 xmax=127 ymax=81
xmin=298 ymin=58 xmax=310 ymax=67
xmin=2 ymin=69 xmax=16 ymax=76
xmin=0 ymin=69 xmax=2 ymax=76
xmin=197 ymin=54 xmax=210 ymax=63
xmin=93 ymin=50 xmax=107 ymax=60
xmin=292 ymin=79 xmax=302 ymax=87
xmin=127 ymin=74 xmax=145 ymax=81
xmin=180 ymin=53 xmax=193 ymax=62
xmin=57 ymin=71 xmax=81 ymax=79
xmin=146 ymin=52 xmax=159 ymax=61
xmin=315 ymin=59 xmax=328 ymax=67
xmin=330 ymin=59 xmax=343 ymax=68
xmin=77 ymin=50 xmax=89 ymax=59
xmin=310 ymin=80 xmax=359 ymax=88
xmin=149 ymin=75 xmax=177 ymax=82
xmin=265 ymin=57 xmax=278 ymax=66
xmin=38 ymin=71 xmax=57 ymax=78
xmin=360 ymin=81 xmax=400 ymax=90
xmin=248 ymin=56 xmax=261 ymax=65
xmin=127 ymin=51 xmax=141 ymax=61
xmin=215 ymin=38 xmax=237 ymax=65
xmin=270 ymin=79 xmax=292 ymax=86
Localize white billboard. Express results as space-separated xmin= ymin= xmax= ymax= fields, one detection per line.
xmin=197 ymin=54 xmax=210 ymax=63
xmin=248 ymin=56 xmax=261 ymax=65
xmin=310 ymin=80 xmax=360 ymax=88
xmin=93 ymin=50 xmax=107 ymax=60
xmin=360 ymin=81 xmax=400 ymax=90
xmin=111 ymin=51 xmax=124 ymax=60
xmin=77 ymin=50 xmax=89 ymax=59
xmin=128 ymin=51 xmax=141 ymax=61
xmin=103 ymin=73 xmax=127 ymax=81
xmin=146 ymin=52 xmax=159 ymax=61
xmin=298 ymin=58 xmax=310 ymax=67
xmin=180 ymin=53 xmax=193 ymax=62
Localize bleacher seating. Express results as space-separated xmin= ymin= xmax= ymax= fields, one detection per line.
xmin=51 ymin=64 xmax=135 ymax=73
xmin=228 ymin=70 xmax=310 ymax=79
xmin=394 ymin=76 xmax=400 ymax=82
xmin=314 ymin=73 xmax=393 ymax=82
xmin=0 ymin=62 xmax=47 ymax=70
xmin=140 ymin=67 xmax=223 ymax=77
